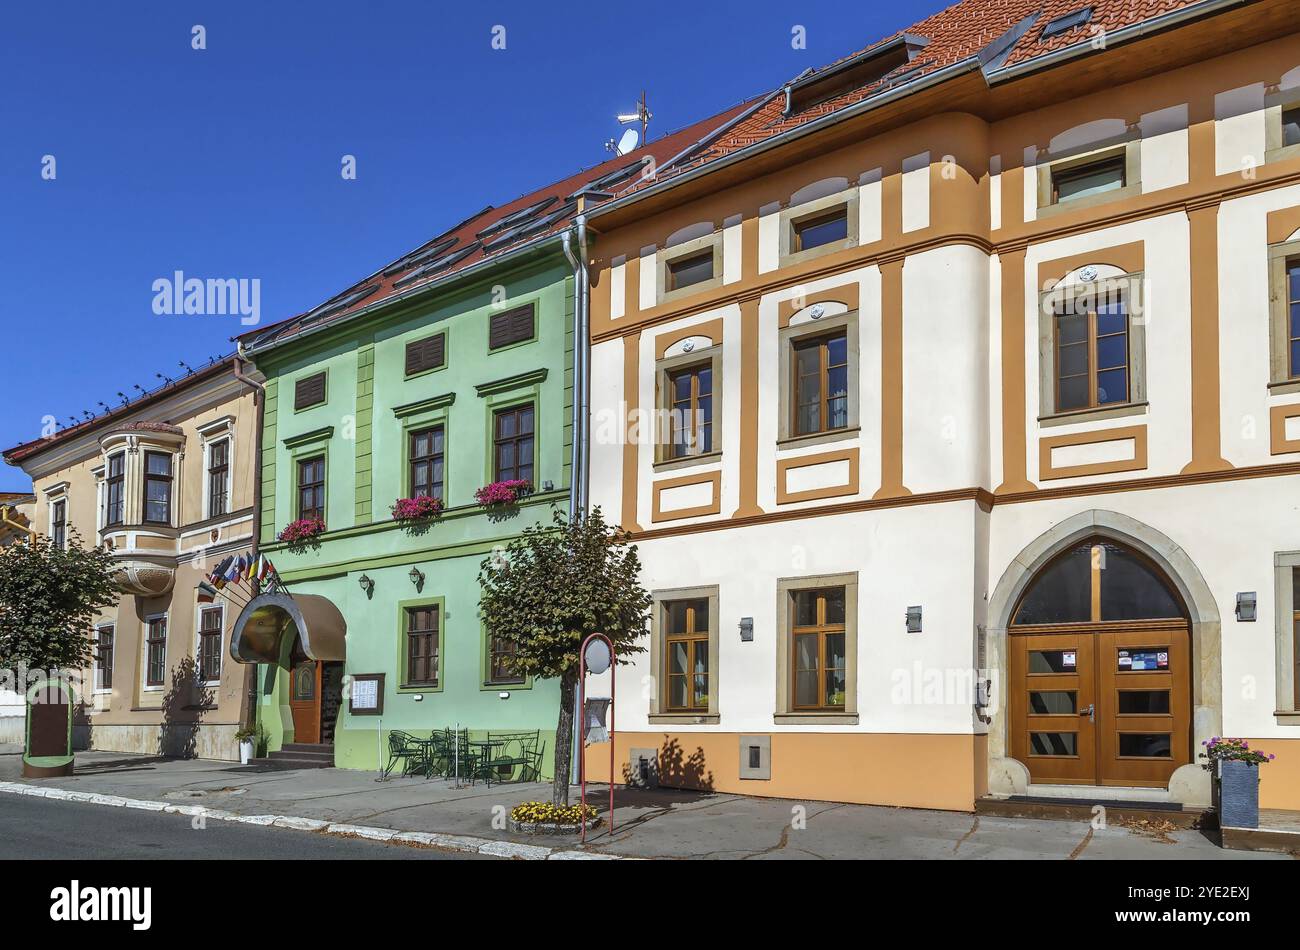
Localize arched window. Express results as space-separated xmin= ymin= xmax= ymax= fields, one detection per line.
xmin=1012 ymin=538 xmax=1184 ymax=626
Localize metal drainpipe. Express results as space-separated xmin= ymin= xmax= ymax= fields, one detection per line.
xmin=575 ymin=214 xmax=590 ymax=515
xmin=562 ymin=229 xmax=582 ymax=519
xmin=233 ymin=345 xmax=266 ymax=733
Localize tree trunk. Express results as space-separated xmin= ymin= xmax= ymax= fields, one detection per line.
xmin=552 ymin=667 xmax=578 ymax=806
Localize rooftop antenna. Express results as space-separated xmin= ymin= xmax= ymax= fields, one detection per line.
xmin=608 ymin=90 xmax=651 ymax=155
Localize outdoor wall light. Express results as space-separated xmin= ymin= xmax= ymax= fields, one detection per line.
xmin=906 ymin=606 xmax=922 ymax=633
xmin=408 ymin=566 xmax=425 ymax=590
xmin=542 ymin=480 xmax=554 ymax=491
xmin=358 ymin=573 xmax=374 ymax=596
xmin=739 ymin=617 xmax=754 ymax=642
xmin=1235 ymin=592 xmax=1257 ymax=622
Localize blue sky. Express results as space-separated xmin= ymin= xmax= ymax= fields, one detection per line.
xmin=0 ymin=0 xmax=945 ymax=491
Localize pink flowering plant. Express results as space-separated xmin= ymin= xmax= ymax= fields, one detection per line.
xmin=391 ymin=495 xmax=444 ymax=524
xmin=1199 ymin=737 xmax=1274 ymax=772
xmin=277 ymin=518 xmax=326 ymax=548
xmin=475 ymin=479 xmax=531 ymax=508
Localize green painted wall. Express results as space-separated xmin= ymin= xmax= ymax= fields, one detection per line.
xmin=252 ymin=250 xmax=574 ymax=775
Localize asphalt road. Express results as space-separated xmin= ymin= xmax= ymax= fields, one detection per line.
xmin=0 ymin=795 xmax=493 ymax=860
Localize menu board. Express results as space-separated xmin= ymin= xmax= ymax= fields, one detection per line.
xmin=348 ymin=673 xmax=385 ymax=715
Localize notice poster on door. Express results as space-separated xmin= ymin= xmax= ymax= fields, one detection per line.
xmin=1063 ymin=651 xmax=1076 ymax=669
xmin=1117 ymin=649 xmax=1168 ymax=672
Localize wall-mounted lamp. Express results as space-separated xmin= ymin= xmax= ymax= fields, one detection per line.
xmin=358 ymin=574 xmax=374 ymax=597
xmin=739 ymin=617 xmax=754 ymax=642
xmin=905 ymin=606 xmax=922 ymax=633
xmin=1235 ymin=592 xmax=1257 ymax=622
xmin=542 ymin=480 xmax=554 ymax=491
xmin=409 ymin=567 xmax=425 ymax=591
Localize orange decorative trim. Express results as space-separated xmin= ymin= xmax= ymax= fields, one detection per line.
xmin=996 ymin=249 xmax=1034 ymax=494
xmin=623 ymin=254 xmax=641 ymax=323
xmin=1267 ymin=205 xmax=1300 ymax=245
xmin=1270 ymin=403 xmax=1300 ymax=455
xmin=777 ymin=284 xmax=860 ymax=328
xmin=777 ymin=448 xmax=860 ymax=504
xmin=1181 ymin=205 xmax=1232 ymax=475
xmin=873 ymin=259 xmax=910 ymax=499
xmin=732 ymin=298 xmax=764 ymax=517
xmin=1036 ymin=241 xmax=1145 ymax=290
xmin=620 ymin=333 xmax=643 ymax=532
xmin=654 ymin=317 xmax=725 ymax=360
xmin=651 ymin=470 xmax=722 ymax=523
xmin=1038 ymin=425 xmax=1148 ymax=480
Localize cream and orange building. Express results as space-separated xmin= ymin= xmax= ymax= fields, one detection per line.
xmin=3 ymin=356 xmax=262 ymax=760
xmin=580 ymin=0 xmax=1300 ymax=811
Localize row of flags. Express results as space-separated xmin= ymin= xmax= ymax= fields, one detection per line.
xmin=196 ymin=552 xmax=281 ymax=603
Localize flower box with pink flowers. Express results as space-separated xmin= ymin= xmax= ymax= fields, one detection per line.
xmin=474 ymin=479 xmax=531 ymax=509
xmin=277 ymin=518 xmax=326 ymax=547
xmin=391 ymin=495 xmax=444 ymax=524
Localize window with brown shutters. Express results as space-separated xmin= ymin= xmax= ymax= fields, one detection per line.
xmin=294 ymin=372 xmax=327 ymax=410
xmin=405 ymin=332 xmax=446 ymax=376
xmin=488 ymin=304 xmax=535 ymax=350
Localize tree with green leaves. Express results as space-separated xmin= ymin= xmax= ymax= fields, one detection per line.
xmin=0 ymin=530 xmax=120 ymax=683
xmin=479 ymin=506 xmax=651 ymax=806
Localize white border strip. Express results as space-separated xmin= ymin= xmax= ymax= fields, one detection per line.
xmin=0 ymin=782 xmax=621 ymax=860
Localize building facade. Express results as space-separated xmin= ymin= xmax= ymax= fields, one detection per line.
xmin=229 ymin=111 xmax=745 ymax=773
xmin=2 ymin=358 xmax=261 ymax=761
xmin=580 ymin=0 xmax=1300 ymax=811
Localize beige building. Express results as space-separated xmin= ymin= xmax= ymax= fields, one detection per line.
xmin=3 ymin=356 xmax=262 ymax=760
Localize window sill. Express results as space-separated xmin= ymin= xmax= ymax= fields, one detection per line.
xmin=776 ymin=426 xmax=860 ymax=452
xmin=1037 ymin=402 xmax=1147 ymax=428
xmin=653 ymin=450 xmax=722 ymax=473
xmin=1266 ymin=379 xmax=1300 ymax=396
xmin=773 ymin=712 xmax=858 ymax=726
xmin=1037 ymin=182 xmax=1141 ymax=219
xmin=1274 ymin=711 xmax=1300 ymax=726
xmin=483 ymin=681 xmax=530 ymax=691
xmin=398 ymin=684 xmax=441 ymax=693
xmin=648 ymin=713 xmax=720 ymax=725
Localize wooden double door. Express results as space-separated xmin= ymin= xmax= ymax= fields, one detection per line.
xmin=1009 ymin=623 xmax=1190 ymax=787
xmin=289 ymin=656 xmax=344 ymax=746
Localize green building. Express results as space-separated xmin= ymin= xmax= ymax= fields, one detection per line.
xmin=227 ymin=113 xmax=741 ymax=774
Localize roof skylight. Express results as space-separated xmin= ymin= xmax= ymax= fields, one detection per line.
xmin=1040 ymin=7 xmax=1093 ymax=39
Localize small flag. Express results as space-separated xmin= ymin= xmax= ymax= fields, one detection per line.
xmin=222 ymin=556 xmax=242 ymax=585
xmin=258 ymin=555 xmax=274 ymax=582
xmin=196 ymin=580 xmax=218 ymax=604
xmin=210 ymin=555 xmax=234 ymax=590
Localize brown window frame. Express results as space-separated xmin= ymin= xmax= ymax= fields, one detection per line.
xmin=297 ymin=455 xmax=326 ymax=523
xmin=792 ymin=206 xmax=849 ymax=253
xmin=664 ymin=599 xmax=710 ymax=713
xmin=51 ymin=498 xmax=67 ymax=550
xmin=294 ymin=372 xmax=327 ymax=410
xmin=790 ymin=329 xmax=850 ymax=437
xmin=665 ymin=250 xmax=714 ymax=293
xmin=1051 ymin=154 xmax=1126 ymax=205
xmin=1286 ymin=258 xmax=1300 ymax=381
xmin=95 ymin=625 xmax=114 ymax=691
xmin=145 ymin=616 xmax=167 ymax=688
xmin=198 ymin=607 xmax=223 ymax=683
xmin=666 ymin=362 xmax=713 ymax=459
xmin=207 ymin=438 xmax=229 ymax=518
xmin=487 ymin=633 xmax=525 ymax=685
xmin=405 ymin=332 xmax=446 ymax=376
xmin=492 ymin=404 xmax=535 ymax=484
xmin=105 ymin=452 xmax=125 ymax=527
xmin=790 ymin=588 xmax=847 ymax=712
xmin=409 ymin=426 xmax=445 ymax=500
xmin=142 ymin=451 xmax=173 ymax=525
xmin=1052 ymin=292 xmax=1131 ymax=413
xmin=404 ymin=606 xmax=439 ymax=687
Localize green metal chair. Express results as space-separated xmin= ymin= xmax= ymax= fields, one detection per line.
xmin=383 ymin=730 xmax=428 ymax=779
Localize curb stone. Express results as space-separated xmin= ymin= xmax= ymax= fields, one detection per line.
xmin=0 ymin=782 xmax=625 ymax=860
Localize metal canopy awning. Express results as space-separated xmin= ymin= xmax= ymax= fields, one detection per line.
xmin=229 ymin=592 xmax=346 ymax=664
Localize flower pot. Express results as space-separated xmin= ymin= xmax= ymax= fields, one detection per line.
xmin=1216 ymin=759 xmax=1260 ymax=829
xmin=239 ymin=738 xmax=255 ymax=765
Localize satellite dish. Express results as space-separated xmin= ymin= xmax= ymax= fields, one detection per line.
xmin=584 ymin=638 xmax=612 ymax=674
xmin=615 ymin=128 xmax=639 ymax=156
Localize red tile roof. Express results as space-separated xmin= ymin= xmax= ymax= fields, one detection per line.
xmin=239 ymin=102 xmax=758 ymax=352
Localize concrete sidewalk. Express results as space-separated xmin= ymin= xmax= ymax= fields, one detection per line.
xmin=0 ymin=750 xmax=1287 ymax=860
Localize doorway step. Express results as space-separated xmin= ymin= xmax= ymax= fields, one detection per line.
xmin=264 ymin=743 xmax=334 ymax=770
xmin=975 ymin=791 xmax=1209 ymax=829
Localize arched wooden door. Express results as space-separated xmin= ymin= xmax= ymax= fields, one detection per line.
xmin=1008 ymin=539 xmax=1191 ymax=788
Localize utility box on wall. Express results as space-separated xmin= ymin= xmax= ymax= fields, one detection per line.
xmin=738 ymin=735 xmax=771 ymax=781
xmin=627 ymin=747 xmax=659 ymax=789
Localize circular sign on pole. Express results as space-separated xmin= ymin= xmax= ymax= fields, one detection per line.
xmin=584 ymin=637 xmax=611 ymax=674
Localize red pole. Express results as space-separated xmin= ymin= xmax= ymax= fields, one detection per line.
xmin=577 ymin=633 xmax=616 ymax=845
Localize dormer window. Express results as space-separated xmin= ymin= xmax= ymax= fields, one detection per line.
xmin=784 ymin=34 xmax=927 ymax=115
